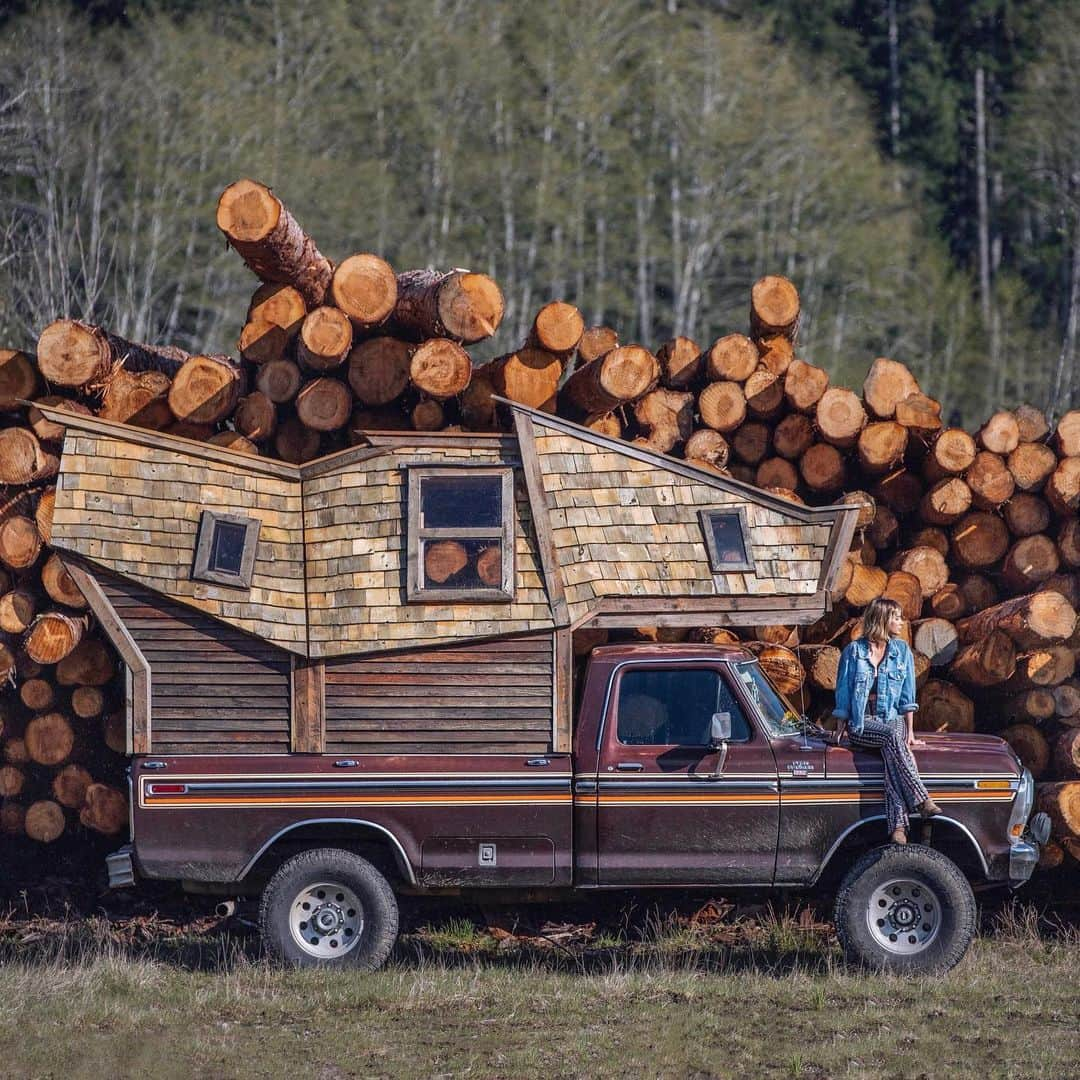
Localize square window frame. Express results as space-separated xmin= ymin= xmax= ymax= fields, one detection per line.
xmin=406 ymin=466 xmax=516 ymax=603
xmin=192 ymin=510 xmax=261 ymax=589
xmin=699 ymin=506 xmax=756 ymax=574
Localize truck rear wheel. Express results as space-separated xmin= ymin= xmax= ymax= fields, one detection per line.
xmin=833 ymin=844 xmax=976 ymax=974
xmin=259 ymin=847 xmax=399 ymax=970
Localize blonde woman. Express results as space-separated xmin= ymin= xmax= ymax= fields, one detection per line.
xmin=833 ymin=597 xmax=941 ymax=844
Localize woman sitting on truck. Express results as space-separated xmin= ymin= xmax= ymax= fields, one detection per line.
xmin=833 ymin=597 xmax=941 ymax=845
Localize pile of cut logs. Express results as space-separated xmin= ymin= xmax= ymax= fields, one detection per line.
xmin=0 ymin=178 xmax=1076 ymax=869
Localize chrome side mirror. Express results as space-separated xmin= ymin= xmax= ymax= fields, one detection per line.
xmin=709 ymin=711 xmax=732 ymax=749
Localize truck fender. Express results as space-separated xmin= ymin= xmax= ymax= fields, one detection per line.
xmin=811 ymin=814 xmax=989 ymax=886
xmin=237 ymin=818 xmax=417 ymax=886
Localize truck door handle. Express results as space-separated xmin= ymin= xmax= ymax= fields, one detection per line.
xmin=142 ymin=761 xmax=168 ymax=770
xmin=333 ymin=760 xmax=359 ymax=768
xmin=616 ymin=762 xmax=644 ymax=771
xmin=525 ymin=758 xmax=550 ymax=767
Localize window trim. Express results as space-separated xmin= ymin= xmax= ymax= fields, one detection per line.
xmin=612 ymin=663 xmax=754 ymax=748
xmin=699 ymin=506 xmax=756 ymax=574
xmin=192 ymin=510 xmax=261 ymax=589
xmin=406 ymin=466 xmax=516 ymax=603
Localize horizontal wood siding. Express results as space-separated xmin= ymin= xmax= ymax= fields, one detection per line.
xmin=98 ymin=573 xmax=291 ymax=755
xmin=324 ymin=633 xmax=554 ymax=754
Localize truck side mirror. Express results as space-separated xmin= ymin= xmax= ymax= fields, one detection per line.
xmin=709 ymin=711 xmax=732 ymax=748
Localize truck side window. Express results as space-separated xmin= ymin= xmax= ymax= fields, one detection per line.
xmin=616 ymin=668 xmax=750 ymax=746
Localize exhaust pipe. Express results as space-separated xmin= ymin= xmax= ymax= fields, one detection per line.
xmin=215 ymin=900 xmax=237 ymax=918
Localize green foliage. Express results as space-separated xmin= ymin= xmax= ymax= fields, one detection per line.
xmin=0 ymin=0 xmax=1063 ymax=417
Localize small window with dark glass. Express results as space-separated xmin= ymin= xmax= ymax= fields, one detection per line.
xmin=699 ymin=507 xmax=754 ymax=573
xmin=407 ymin=467 xmax=515 ymax=602
xmin=192 ymin=510 xmax=260 ymax=588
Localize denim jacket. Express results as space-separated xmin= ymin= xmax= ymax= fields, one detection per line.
xmin=832 ymin=637 xmax=919 ymax=736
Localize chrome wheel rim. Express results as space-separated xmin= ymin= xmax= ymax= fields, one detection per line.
xmin=289 ymin=881 xmax=364 ymax=959
xmin=866 ymin=877 xmax=941 ymax=955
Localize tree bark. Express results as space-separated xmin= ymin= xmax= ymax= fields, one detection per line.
xmin=392 ymin=268 xmax=505 ymax=344
xmin=948 ymin=630 xmax=1016 ymax=687
xmin=216 ymin=179 xmax=333 ymax=308
xmin=475 ymin=348 xmax=561 ymax=410
xmin=957 ymin=591 xmax=1077 ymax=650
xmin=656 ymin=336 xmax=702 ymax=390
xmin=99 ymin=369 xmax=173 ymax=430
xmin=562 ymin=345 xmax=658 ymax=415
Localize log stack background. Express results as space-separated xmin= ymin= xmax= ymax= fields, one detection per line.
xmin=0 ymin=178 xmax=1077 ymax=874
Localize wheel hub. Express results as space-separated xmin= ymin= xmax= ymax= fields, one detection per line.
xmin=867 ymin=877 xmax=941 ymax=955
xmin=289 ymin=881 xmax=365 ymax=959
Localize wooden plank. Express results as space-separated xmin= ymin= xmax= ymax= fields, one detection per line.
xmin=292 ymin=658 xmax=325 ymax=753
xmin=324 ymin=729 xmax=549 ymax=743
xmin=324 ymin=716 xmax=553 ymax=732
xmin=816 ymin=502 xmax=862 ymax=592
xmin=63 ymin=558 xmax=151 ymax=754
xmin=512 ymin=411 xmax=569 ymax=626
xmin=153 ymin=719 xmax=291 ymax=732
xmin=150 ymin=730 xmax=290 ymax=743
xmin=325 ymin=681 xmax=551 ymax=697
xmin=322 ymin=662 xmax=552 ymax=676
xmin=325 ymin=705 xmax=553 ymax=720
xmin=553 ymin=627 xmax=572 ymax=754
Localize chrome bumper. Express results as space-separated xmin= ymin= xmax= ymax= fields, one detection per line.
xmin=1008 ymin=812 xmax=1051 ymax=890
xmin=106 ymin=844 xmax=136 ymax=889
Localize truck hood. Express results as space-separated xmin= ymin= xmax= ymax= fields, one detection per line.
xmin=827 ymin=732 xmax=1021 ymax=779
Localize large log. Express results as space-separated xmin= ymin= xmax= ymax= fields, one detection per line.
xmin=392 ymin=268 xmax=504 ymax=345
xmin=474 ymin=348 xmax=561 ymax=410
xmin=1037 ymin=782 xmax=1080 ymax=841
xmin=976 ymin=410 xmax=1021 ymax=455
xmin=529 ymin=301 xmax=584 ymax=357
xmin=916 ymin=679 xmax=974 ymax=733
xmin=80 ymin=783 xmax=128 ymax=835
xmin=19 ymin=677 xmax=54 ymax=711
xmin=947 ymin=630 xmax=1016 ymax=687
xmin=772 ymin=412 xmax=814 ymax=460
xmin=1004 ymin=689 xmax=1056 ymax=722
xmin=919 ymin=477 xmax=971 ymax=525
xmin=633 ymin=389 xmax=694 ymax=454
xmin=247 ymin=282 xmax=306 ymax=338
xmin=870 ymin=469 xmax=923 ymax=515
xmin=216 ymin=179 xmax=333 ymax=307
xmin=816 ymin=388 xmax=867 ymax=449
xmin=295 ymin=377 xmax=352 ymax=432
xmin=1000 ymin=724 xmax=1050 ymax=778
xmin=799 ymin=443 xmax=845 ymax=493
xmin=912 ymin=618 xmax=959 ymax=666
xmin=783 ymin=359 xmax=828 ymax=413
xmin=345 ymin=338 xmax=412 ymax=407
xmin=965 ymin=451 xmax=1014 ymax=510
xmin=1007 ymin=442 xmax=1057 ymax=492
xmin=297 ymin=306 xmax=353 ymax=372
xmin=1053 ymin=728 xmax=1080 ymax=779
xmin=0 ymin=349 xmax=38 ymax=410
xmin=844 ymin=564 xmax=887 ymax=608
xmin=925 ymin=428 xmax=977 ymax=478
xmin=887 ymin=546 xmax=948 ymax=596
xmin=424 ymin=540 xmax=468 ymax=584
xmin=950 ymin=511 xmax=1010 ymax=568
xmin=862 ymin=357 xmax=920 ymax=420
xmin=1046 ymin=457 xmax=1080 ymax=517
xmin=1005 ymin=646 xmax=1075 ymax=691
xmin=0 ymin=427 xmax=54 ymax=485
xmin=1052 ymin=409 xmax=1080 ymax=457
xmin=24 ymin=799 xmax=65 ymax=843
xmin=41 ymin=553 xmax=87 ymax=610
xmin=0 ymin=515 xmax=41 ymax=570
xmin=928 ymin=584 xmax=967 ymax=621
xmin=233 ymin=391 xmax=278 ymax=443
xmin=561 ymin=345 xmax=658 ymax=415
xmin=756 ymin=334 xmax=794 ymax=377
xmin=857 ymin=421 xmax=907 ymax=474
xmin=1001 ymin=535 xmax=1060 ymax=594
xmin=36 ymin=319 xmax=191 ymax=388
xmin=238 ymin=319 xmax=290 ymax=365
xmin=329 ymin=254 xmax=397 ymax=331
xmin=1013 ymin=403 xmax=1050 ymax=443
xmin=52 ymin=764 xmax=93 ymax=809
xmin=410 ymin=340 xmax=473 ymax=401
xmin=99 ymin=369 xmax=172 ymax=430
xmin=894 ymin=393 xmax=942 ymax=435
xmin=956 ymin=591 xmax=1077 ymax=650
xmin=704 ymin=334 xmax=758 ymax=383
xmin=167 ymin=355 xmax=244 ymax=425
xmin=28 ymin=396 xmax=94 ymax=446
xmin=698 ymin=381 xmax=746 ymax=433
xmin=254 ymin=358 xmax=302 ymax=404
xmin=0 ymin=589 xmax=36 ymax=634
xmin=576 ymin=326 xmax=618 ymax=367
xmin=882 ymin=570 xmax=922 ymax=622
xmin=756 ymin=457 xmax=799 ymax=490
xmin=750 ymin=275 xmax=800 ymax=339
xmin=1004 ymin=493 xmax=1051 ymax=537
xmin=24 ymin=611 xmax=89 ymax=664
xmin=684 ymin=429 xmax=730 ymax=470
xmin=24 ymin=712 xmax=74 ymax=766
xmin=732 ymin=421 xmax=771 ymax=465
xmin=743 ymin=367 xmax=784 ymax=420
xmin=653 ymin=336 xmax=702 ymax=390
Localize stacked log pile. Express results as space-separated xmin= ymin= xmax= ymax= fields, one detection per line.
xmin=0 ymin=178 xmax=1077 ymax=872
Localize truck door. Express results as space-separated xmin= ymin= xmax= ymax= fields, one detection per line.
xmin=595 ymin=663 xmax=779 ymax=885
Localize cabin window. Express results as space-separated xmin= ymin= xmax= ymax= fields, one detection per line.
xmin=406 ymin=467 xmax=515 ymax=602
xmin=699 ymin=507 xmax=755 ymax=573
xmin=192 ymin=510 xmax=260 ymax=588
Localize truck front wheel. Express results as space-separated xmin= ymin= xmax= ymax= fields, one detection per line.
xmin=833 ymin=844 xmax=976 ymax=974
xmin=259 ymin=847 xmax=399 ymax=970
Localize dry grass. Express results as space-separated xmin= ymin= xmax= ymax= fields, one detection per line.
xmin=0 ymin=899 xmax=1076 ymax=1079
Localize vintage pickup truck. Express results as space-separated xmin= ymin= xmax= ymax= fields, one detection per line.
xmin=38 ymin=400 xmax=1048 ymax=974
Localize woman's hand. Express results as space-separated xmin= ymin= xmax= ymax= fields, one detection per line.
xmin=907 ymin=732 xmax=926 ymax=750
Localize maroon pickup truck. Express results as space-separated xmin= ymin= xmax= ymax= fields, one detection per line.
xmin=113 ymin=643 xmax=1048 ymax=975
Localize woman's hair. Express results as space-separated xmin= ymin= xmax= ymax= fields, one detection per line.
xmin=862 ymin=597 xmax=902 ymax=643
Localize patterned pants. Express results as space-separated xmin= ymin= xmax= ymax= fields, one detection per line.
xmin=849 ymin=717 xmax=930 ymax=833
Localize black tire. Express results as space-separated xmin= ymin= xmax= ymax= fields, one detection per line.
xmin=259 ymin=847 xmax=399 ymax=970
xmin=833 ymin=844 xmax=976 ymax=975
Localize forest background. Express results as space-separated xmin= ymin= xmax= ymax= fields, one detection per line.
xmin=0 ymin=0 xmax=1077 ymax=425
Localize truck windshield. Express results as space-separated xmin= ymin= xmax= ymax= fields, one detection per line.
xmin=732 ymin=661 xmax=802 ymax=738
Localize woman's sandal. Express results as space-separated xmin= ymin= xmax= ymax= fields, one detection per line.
xmin=890 ymin=828 xmax=908 ymax=844
xmin=919 ymin=798 xmax=942 ymax=818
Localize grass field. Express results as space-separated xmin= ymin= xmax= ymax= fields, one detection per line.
xmin=0 ymin=898 xmax=1076 ymax=1080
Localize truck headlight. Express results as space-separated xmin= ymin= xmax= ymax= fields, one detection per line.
xmin=1008 ymin=768 xmax=1034 ymax=840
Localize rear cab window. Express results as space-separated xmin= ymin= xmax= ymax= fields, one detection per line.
xmin=615 ymin=667 xmax=751 ymax=746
